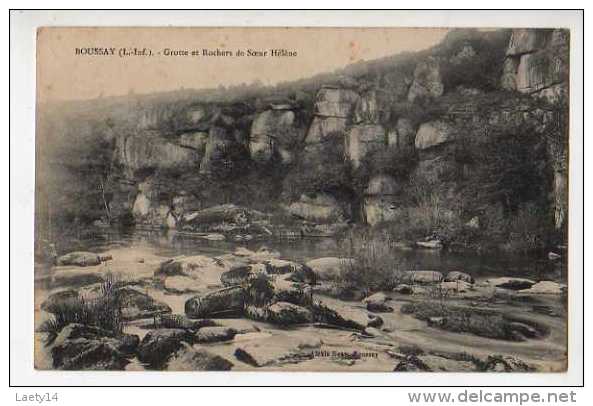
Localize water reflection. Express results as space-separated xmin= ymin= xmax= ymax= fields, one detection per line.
xmin=44 ymin=227 xmax=566 ymax=282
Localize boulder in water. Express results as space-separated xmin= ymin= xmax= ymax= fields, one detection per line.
xmin=401 ymin=271 xmax=444 ymax=285
xmin=194 ymin=326 xmax=238 ymax=343
xmin=185 ymin=286 xmax=246 ymax=319
xmin=56 ymin=251 xmax=110 ymax=267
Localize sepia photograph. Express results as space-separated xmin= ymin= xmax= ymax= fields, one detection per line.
xmin=30 ymin=23 xmax=573 ymax=375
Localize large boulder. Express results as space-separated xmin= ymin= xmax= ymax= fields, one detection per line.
xmin=113 ymin=287 xmax=172 ymax=321
xmin=183 ymin=204 xmax=252 ymax=227
xmin=345 ymin=124 xmax=386 ymax=168
xmin=56 ymin=251 xmax=109 ymax=267
xmin=163 ymin=275 xmax=205 ymax=294
xmin=167 ymin=343 xmax=234 ymax=371
xmin=271 ymin=277 xmax=313 ymax=306
xmin=137 ymin=329 xmax=194 ymax=369
xmin=312 ymin=300 xmax=382 ymax=331
xmin=250 ymin=109 xmax=298 ymax=163
xmin=50 ymin=324 xmax=139 ymax=370
xmin=194 ymin=326 xmax=238 ymax=343
xmin=220 ymin=264 xmax=263 ymax=287
xmin=415 ymin=120 xmax=455 ymax=150
xmin=114 ymin=133 xmax=200 ymax=177
xmin=314 ymin=86 xmax=359 ymax=118
xmin=157 ymin=255 xmax=227 ymax=285
xmin=266 ymin=302 xmax=314 ymax=325
xmin=305 ymin=257 xmax=356 ymax=281
xmin=185 ymin=286 xmax=246 ymax=319
xmin=407 ymin=57 xmax=444 ymax=102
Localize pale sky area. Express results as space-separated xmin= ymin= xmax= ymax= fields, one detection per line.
xmin=37 ymin=27 xmax=450 ymax=103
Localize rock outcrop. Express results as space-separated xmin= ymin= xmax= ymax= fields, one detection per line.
xmin=414 ymin=120 xmax=455 ymax=151
xmin=250 ymin=107 xmax=299 ymax=163
xmin=363 ymin=174 xmax=398 ymax=226
xmin=304 ymin=85 xmax=359 ymax=145
xmin=345 ymin=124 xmax=386 ymax=168
xmin=114 ymin=133 xmax=201 ymax=177
xmin=407 ymin=57 xmax=444 ymax=102
xmin=501 ymin=29 xmax=569 ymax=102
xmin=314 ymin=86 xmax=360 ymax=118
xmin=387 ymin=118 xmax=415 ymax=153
xmin=353 ymin=89 xmax=380 ymax=124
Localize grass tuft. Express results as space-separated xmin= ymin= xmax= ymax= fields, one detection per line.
xmin=37 ymin=273 xmax=124 ymax=345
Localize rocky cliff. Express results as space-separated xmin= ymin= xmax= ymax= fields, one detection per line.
xmin=36 ymin=28 xmax=569 ymax=251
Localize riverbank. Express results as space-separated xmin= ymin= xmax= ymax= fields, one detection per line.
xmin=34 ymin=232 xmax=567 ymax=372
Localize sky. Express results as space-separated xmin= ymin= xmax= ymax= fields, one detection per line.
xmin=37 ymin=27 xmax=450 ymax=103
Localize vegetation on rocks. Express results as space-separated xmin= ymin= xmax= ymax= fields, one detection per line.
xmin=38 ymin=274 xmax=124 ymax=344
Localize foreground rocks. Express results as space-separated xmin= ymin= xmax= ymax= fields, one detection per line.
xmin=194 ymin=327 xmax=238 ymax=343
xmin=41 ymin=285 xmax=171 ymax=321
xmin=137 ymin=328 xmax=194 ymax=369
xmin=185 ymin=286 xmax=246 ymax=319
xmin=50 ymin=323 xmax=139 ymax=370
xmin=234 ymin=334 xmax=322 ymax=367
xmin=167 ymin=343 xmax=234 ymax=371
xmin=266 ymin=302 xmax=314 ymax=325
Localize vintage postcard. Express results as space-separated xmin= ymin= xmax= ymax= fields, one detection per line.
xmin=34 ymin=26 xmax=569 ymax=373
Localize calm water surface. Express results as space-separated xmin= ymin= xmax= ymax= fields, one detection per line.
xmin=39 ymin=227 xmax=566 ymax=283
